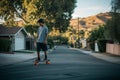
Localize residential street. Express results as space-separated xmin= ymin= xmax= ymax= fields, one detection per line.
xmin=0 ymin=46 xmax=120 ymax=80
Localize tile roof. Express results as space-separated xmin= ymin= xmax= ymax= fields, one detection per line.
xmin=0 ymin=25 xmax=22 ymax=36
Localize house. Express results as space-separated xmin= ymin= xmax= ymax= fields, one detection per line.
xmin=0 ymin=25 xmax=28 ymax=51
xmin=80 ymin=38 xmax=87 ymax=48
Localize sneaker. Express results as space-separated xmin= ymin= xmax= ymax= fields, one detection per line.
xmin=43 ymin=58 xmax=47 ymax=61
xmin=35 ymin=58 xmax=40 ymax=62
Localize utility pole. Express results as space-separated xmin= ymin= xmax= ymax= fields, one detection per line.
xmin=77 ymin=17 xmax=80 ymax=48
xmin=78 ymin=17 xmax=79 ymax=40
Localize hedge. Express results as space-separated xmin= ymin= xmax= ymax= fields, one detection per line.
xmin=47 ymin=36 xmax=54 ymax=49
xmin=97 ymin=40 xmax=107 ymax=52
xmin=89 ymin=40 xmax=107 ymax=52
xmin=0 ymin=38 xmax=12 ymax=52
xmin=89 ymin=42 xmax=95 ymax=51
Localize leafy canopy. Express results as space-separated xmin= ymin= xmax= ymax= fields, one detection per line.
xmin=104 ymin=0 xmax=120 ymax=43
xmin=0 ymin=0 xmax=76 ymax=32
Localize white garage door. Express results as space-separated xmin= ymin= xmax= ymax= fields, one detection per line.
xmin=15 ymin=37 xmax=25 ymax=50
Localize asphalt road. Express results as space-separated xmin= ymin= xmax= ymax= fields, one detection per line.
xmin=0 ymin=46 xmax=120 ymax=80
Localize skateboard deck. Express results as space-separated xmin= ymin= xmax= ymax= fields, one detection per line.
xmin=34 ymin=59 xmax=50 ymax=65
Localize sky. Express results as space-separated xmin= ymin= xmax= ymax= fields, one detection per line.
xmin=72 ymin=0 xmax=112 ymax=18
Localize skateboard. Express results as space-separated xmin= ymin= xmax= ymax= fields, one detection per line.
xmin=34 ymin=59 xmax=50 ymax=65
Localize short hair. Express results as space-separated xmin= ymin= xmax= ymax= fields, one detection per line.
xmin=37 ymin=18 xmax=44 ymax=23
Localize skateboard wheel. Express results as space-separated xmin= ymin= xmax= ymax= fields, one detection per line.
xmin=34 ymin=61 xmax=38 ymax=65
xmin=34 ymin=63 xmax=37 ymax=65
xmin=46 ymin=61 xmax=50 ymax=64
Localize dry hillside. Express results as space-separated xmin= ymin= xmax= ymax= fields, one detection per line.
xmin=70 ymin=12 xmax=112 ymax=31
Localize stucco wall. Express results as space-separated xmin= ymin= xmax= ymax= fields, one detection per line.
xmin=106 ymin=43 xmax=120 ymax=56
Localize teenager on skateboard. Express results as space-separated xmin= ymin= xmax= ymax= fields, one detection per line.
xmin=34 ymin=18 xmax=49 ymax=65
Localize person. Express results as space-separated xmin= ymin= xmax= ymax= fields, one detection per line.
xmin=36 ymin=18 xmax=48 ymax=61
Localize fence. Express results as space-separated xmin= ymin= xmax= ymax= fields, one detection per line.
xmin=106 ymin=43 xmax=120 ymax=56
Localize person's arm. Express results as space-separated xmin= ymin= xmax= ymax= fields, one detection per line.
xmin=34 ymin=29 xmax=39 ymax=48
xmin=44 ymin=34 xmax=48 ymax=44
xmin=36 ymin=28 xmax=39 ymax=42
xmin=44 ymin=27 xmax=48 ymax=44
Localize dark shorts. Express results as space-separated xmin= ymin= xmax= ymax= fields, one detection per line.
xmin=37 ymin=43 xmax=48 ymax=52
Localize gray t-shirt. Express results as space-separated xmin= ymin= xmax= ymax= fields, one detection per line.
xmin=37 ymin=25 xmax=48 ymax=43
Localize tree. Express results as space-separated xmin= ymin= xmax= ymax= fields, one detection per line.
xmin=111 ymin=0 xmax=120 ymax=13
xmin=0 ymin=0 xmax=22 ymax=26
xmin=88 ymin=26 xmax=105 ymax=42
xmin=88 ymin=26 xmax=106 ymax=52
xmin=79 ymin=30 xmax=85 ymax=38
xmin=0 ymin=0 xmax=76 ymax=32
xmin=104 ymin=0 xmax=120 ymax=43
xmin=25 ymin=25 xmax=39 ymax=37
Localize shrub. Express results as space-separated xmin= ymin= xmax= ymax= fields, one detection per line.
xmin=89 ymin=42 xmax=95 ymax=51
xmin=97 ymin=40 xmax=107 ymax=52
xmin=47 ymin=36 xmax=54 ymax=49
xmin=48 ymin=35 xmax=68 ymax=47
xmin=88 ymin=26 xmax=105 ymax=51
xmin=0 ymin=38 xmax=12 ymax=52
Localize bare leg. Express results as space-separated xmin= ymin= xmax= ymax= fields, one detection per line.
xmin=37 ymin=51 xmax=40 ymax=60
xmin=44 ymin=51 xmax=47 ymax=60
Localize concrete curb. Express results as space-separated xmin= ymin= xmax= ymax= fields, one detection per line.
xmin=70 ymin=48 xmax=120 ymax=64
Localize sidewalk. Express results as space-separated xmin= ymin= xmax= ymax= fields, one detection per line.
xmin=71 ymin=48 xmax=120 ymax=64
xmin=0 ymin=49 xmax=53 ymax=67
xmin=0 ymin=52 xmax=36 ymax=67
